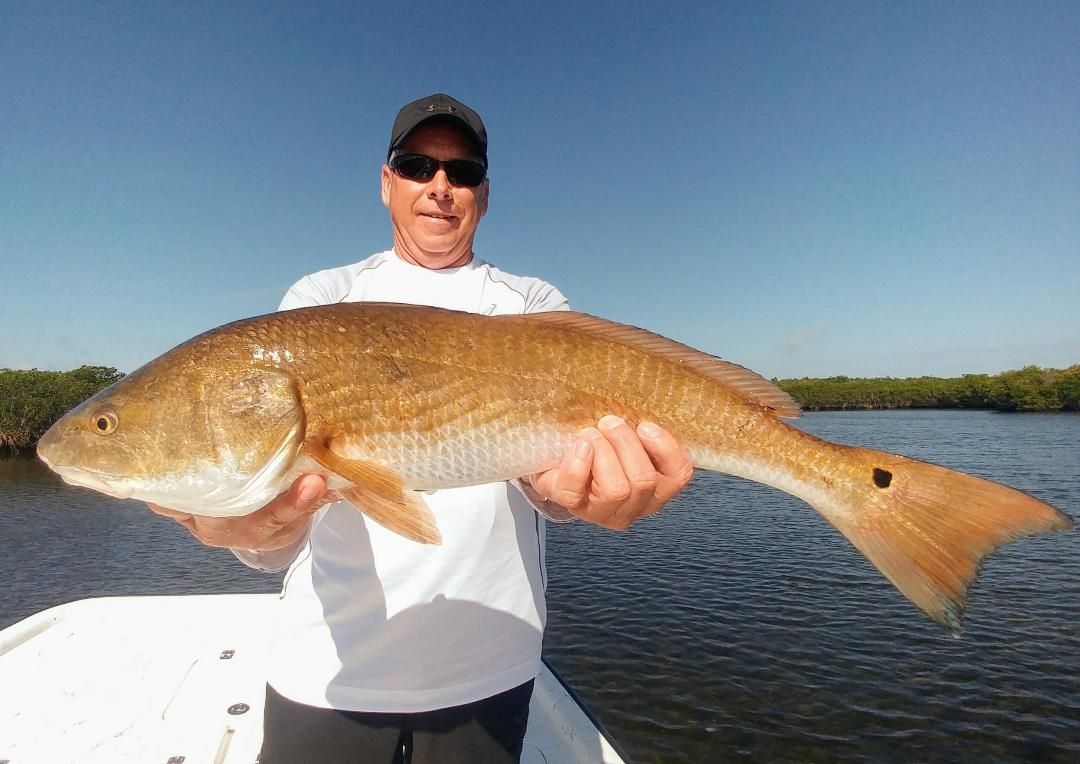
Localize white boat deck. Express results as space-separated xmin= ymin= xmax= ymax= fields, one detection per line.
xmin=0 ymin=594 xmax=628 ymax=764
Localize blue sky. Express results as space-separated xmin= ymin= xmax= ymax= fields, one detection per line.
xmin=2 ymin=1 xmax=1078 ymax=379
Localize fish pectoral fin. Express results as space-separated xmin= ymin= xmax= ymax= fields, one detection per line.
xmin=304 ymin=440 xmax=442 ymax=545
xmin=340 ymin=485 xmax=441 ymax=545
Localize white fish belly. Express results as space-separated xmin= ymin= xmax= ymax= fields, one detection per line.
xmin=336 ymin=423 xmax=577 ymax=489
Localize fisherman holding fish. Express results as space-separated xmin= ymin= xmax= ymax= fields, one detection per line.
xmin=150 ymin=94 xmax=696 ymax=763
xmin=36 ymin=89 xmax=1075 ymax=762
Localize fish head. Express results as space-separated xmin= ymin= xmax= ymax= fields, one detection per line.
xmin=37 ymin=344 xmax=304 ymax=515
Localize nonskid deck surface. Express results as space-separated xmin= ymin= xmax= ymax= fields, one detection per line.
xmin=0 ymin=594 xmax=628 ymax=764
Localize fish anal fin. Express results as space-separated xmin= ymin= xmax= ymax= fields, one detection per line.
xmin=505 ymin=311 xmax=801 ymax=419
xmin=304 ymin=440 xmax=442 ymax=545
xmin=824 ymin=448 xmax=1074 ymax=632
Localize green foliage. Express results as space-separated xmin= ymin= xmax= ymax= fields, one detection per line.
xmin=1057 ymin=365 xmax=1080 ymax=411
xmin=0 ymin=366 xmax=124 ymax=453
xmin=776 ymin=365 xmax=1079 ymax=413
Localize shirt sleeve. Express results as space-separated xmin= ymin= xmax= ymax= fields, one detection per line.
xmin=524 ymin=282 xmax=570 ymax=314
xmin=231 ymin=542 xmax=309 ymax=572
xmin=279 ymin=262 xmax=358 ymax=310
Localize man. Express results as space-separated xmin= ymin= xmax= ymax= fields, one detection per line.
xmin=151 ymin=94 xmax=692 ymax=763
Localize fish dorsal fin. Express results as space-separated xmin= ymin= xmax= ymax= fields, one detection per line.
xmin=303 ymin=440 xmax=442 ymax=545
xmin=508 ymin=311 xmax=801 ymax=419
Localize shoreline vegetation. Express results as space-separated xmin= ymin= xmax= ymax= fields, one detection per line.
xmin=2 ymin=364 xmax=1078 ymax=456
xmin=2 ymin=367 xmax=125 ymax=455
xmin=778 ymin=364 xmax=1080 ymax=414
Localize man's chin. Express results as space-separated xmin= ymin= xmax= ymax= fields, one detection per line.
xmin=405 ymin=245 xmax=472 ymax=269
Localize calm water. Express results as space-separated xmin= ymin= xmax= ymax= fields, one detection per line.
xmin=2 ymin=411 xmax=1078 ymax=762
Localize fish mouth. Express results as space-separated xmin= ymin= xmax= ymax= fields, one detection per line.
xmin=36 ymin=425 xmax=137 ymax=500
xmin=48 ymin=464 xmax=136 ymax=500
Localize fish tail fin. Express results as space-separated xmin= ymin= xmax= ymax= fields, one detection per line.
xmin=819 ymin=448 xmax=1073 ymax=632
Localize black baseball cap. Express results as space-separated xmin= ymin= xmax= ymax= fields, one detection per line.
xmin=387 ymin=93 xmax=488 ymax=166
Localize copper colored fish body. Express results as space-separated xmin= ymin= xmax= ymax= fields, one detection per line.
xmin=37 ymin=303 xmax=1074 ymax=631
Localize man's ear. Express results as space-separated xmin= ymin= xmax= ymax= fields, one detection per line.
xmin=380 ymin=164 xmax=392 ymax=208
xmin=478 ymin=178 xmax=490 ymax=218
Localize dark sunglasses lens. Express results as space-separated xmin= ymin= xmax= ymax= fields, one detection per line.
xmin=393 ymin=155 xmax=485 ymax=187
xmin=444 ymin=160 xmax=486 ymax=187
xmin=393 ymin=156 xmax=437 ymax=181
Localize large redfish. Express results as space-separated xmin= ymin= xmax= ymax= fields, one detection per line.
xmin=36 ymin=303 xmax=1073 ymax=630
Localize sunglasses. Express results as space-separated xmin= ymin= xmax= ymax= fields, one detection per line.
xmin=389 ymin=153 xmax=487 ymax=188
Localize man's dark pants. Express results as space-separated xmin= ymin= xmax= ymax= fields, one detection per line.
xmin=259 ymin=680 xmax=534 ymax=763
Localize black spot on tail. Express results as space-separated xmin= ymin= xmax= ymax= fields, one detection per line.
xmin=872 ymin=467 xmax=893 ymax=488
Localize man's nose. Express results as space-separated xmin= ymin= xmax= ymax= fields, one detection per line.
xmin=427 ymin=169 xmax=452 ymax=199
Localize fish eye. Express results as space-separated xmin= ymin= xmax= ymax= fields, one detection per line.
xmin=90 ymin=410 xmax=118 ymax=436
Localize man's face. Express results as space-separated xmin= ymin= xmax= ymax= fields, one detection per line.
xmin=381 ymin=121 xmax=489 ymax=269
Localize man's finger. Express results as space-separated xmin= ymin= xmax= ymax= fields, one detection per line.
xmin=562 ymin=425 xmax=644 ymax=529
xmin=292 ymin=473 xmax=330 ymax=506
xmin=546 ymin=432 xmax=596 ymax=510
xmin=584 ymin=417 xmax=661 ymax=528
xmin=597 ymin=415 xmax=659 ymax=496
xmin=256 ymin=474 xmax=329 ymax=530
xmin=638 ymin=421 xmax=694 ymax=505
xmin=580 ymin=424 xmax=631 ymax=504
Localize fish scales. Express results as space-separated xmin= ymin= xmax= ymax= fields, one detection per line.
xmin=36 ymin=302 xmax=1074 ymax=631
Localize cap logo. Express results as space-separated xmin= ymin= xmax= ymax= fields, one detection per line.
xmin=424 ymin=103 xmax=457 ymax=114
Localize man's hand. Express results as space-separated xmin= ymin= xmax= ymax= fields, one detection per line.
xmin=147 ymin=474 xmax=335 ymax=551
xmin=529 ymin=416 xmax=693 ymax=530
